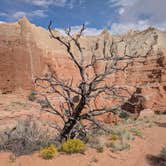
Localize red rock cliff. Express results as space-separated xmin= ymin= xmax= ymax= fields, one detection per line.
xmin=0 ymin=17 xmax=166 ymax=112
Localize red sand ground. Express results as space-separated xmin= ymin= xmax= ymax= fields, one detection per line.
xmin=0 ymin=116 xmax=165 ymax=166
xmin=0 ymin=93 xmax=166 ymax=166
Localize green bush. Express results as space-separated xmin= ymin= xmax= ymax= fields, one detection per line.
xmin=61 ymin=138 xmax=86 ymax=154
xmin=40 ymin=144 xmax=57 ymax=160
xmin=119 ymin=111 xmax=130 ymax=119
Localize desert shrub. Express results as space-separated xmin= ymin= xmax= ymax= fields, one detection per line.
xmin=40 ymin=144 xmax=57 ymax=159
xmin=37 ymin=99 xmax=50 ymax=109
xmin=0 ymin=117 xmax=53 ymax=156
xmin=110 ymin=126 xmax=134 ymax=141
xmin=110 ymin=133 xmax=119 ymax=141
xmin=28 ymin=90 xmax=37 ymax=101
xmin=61 ymin=138 xmax=85 ymax=154
xmin=96 ymin=146 xmax=104 ymax=153
xmin=160 ymin=147 xmax=166 ymax=162
xmin=87 ymin=134 xmax=106 ymax=152
xmin=109 ymin=140 xmax=130 ymax=152
xmin=130 ymin=128 xmax=142 ymax=137
xmin=91 ymin=156 xmax=98 ymax=163
xmin=147 ymin=146 xmax=166 ymax=166
xmin=119 ymin=111 xmax=130 ymax=119
xmin=106 ymin=125 xmax=136 ymax=152
xmin=155 ymin=110 xmax=166 ymax=115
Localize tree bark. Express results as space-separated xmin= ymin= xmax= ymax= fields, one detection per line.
xmin=60 ymin=96 xmax=86 ymax=141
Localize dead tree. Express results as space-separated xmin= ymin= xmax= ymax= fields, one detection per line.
xmin=35 ymin=21 xmax=144 ymax=142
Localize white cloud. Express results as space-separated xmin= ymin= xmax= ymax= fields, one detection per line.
xmin=0 ymin=12 xmax=8 ymax=17
xmin=0 ymin=21 xmax=5 ymax=24
xmin=22 ymin=0 xmax=84 ymax=8
xmin=13 ymin=11 xmax=27 ymax=19
xmin=118 ymin=8 xmax=124 ymax=15
xmin=108 ymin=0 xmax=166 ymax=34
xmin=110 ymin=20 xmax=166 ymax=34
xmin=110 ymin=20 xmax=149 ymax=34
xmin=23 ymin=0 xmax=67 ymax=7
xmin=30 ymin=10 xmax=47 ymax=17
xmin=2 ymin=10 xmax=47 ymax=20
xmin=109 ymin=0 xmax=138 ymax=7
xmin=56 ymin=26 xmax=103 ymax=36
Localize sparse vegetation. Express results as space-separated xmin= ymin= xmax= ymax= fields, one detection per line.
xmin=110 ymin=126 xmax=134 ymax=141
xmin=91 ymin=156 xmax=98 ymax=163
xmin=110 ymin=133 xmax=119 ymax=141
xmin=106 ymin=125 xmax=138 ymax=152
xmin=0 ymin=117 xmax=53 ymax=156
xmin=160 ymin=146 xmax=166 ymax=165
xmin=109 ymin=140 xmax=130 ymax=152
xmin=147 ymin=146 xmax=166 ymax=166
xmin=119 ymin=111 xmax=130 ymax=120
xmin=40 ymin=144 xmax=57 ymax=159
xmin=61 ymin=138 xmax=86 ymax=154
xmin=96 ymin=146 xmax=104 ymax=153
xmin=130 ymin=128 xmax=142 ymax=137
xmin=28 ymin=90 xmax=37 ymax=102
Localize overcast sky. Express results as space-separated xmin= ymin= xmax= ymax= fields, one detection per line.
xmin=0 ymin=0 xmax=166 ymax=34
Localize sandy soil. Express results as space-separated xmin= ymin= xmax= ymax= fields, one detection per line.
xmin=0 ymin=93 xmax=166 ymax=166
xmin=0 ymin=115 xmax=165 ymax=166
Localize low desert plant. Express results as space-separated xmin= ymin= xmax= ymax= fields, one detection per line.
xmin=91 ymin=156 xmax=98 ymax=163
xmin=147 ymin=146 xmax=166 ymax=166
xmin=109 ymin=140 xmax=130 ymax=152
xmin=40 ymin=144 xmax=57 ymax=159
xmin=110 ymin=126 xmax=134 ymax=141
xmin=110 ymin=133 xmax=119 ymax=141
xmin=155 ymin=110 xmax=166 ymax=115
xmin=28 ymin=90 xmax=37 ymax=102
xmin=0 ymin=117 xmax=53 ymax=156
xmin=119 ymin=111 xmax=130 ymax=120
xmin=87 ymin=134 xmax=106 ymax=152
xmin=107 ymin=125 xmax=136 ymax=152
xmin=160 ymin=147 xmax=166 ymax=162
xmin=96 ymin=146 xmax=104 ymax=153
xmin=61 ymin=138 xmax=86 ymax=154
xmin=130 ymin=128 xmax=142 ymax=137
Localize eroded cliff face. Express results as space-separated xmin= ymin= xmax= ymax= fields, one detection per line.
xmin=0 ymin=17 xmax=166 ymax=112
xmin=0 ymin=17 xmax=46 ymax=93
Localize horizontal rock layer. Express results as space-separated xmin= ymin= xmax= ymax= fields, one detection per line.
xmin=0 ymin=17 xmax=166 ymax=112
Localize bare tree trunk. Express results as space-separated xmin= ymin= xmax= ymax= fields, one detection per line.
xmin=60 ymin=96 xmax=86 ymax=141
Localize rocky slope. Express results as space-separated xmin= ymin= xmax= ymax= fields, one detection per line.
xmin=0 ymin=17 xmax=166 ymax=112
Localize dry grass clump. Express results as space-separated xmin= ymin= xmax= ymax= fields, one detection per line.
xmin=0 ymin=117 xmax=53 ymax=156
xmin=107 ymin=125 xmax=135 ymax=152
xmin=130 ymin=128 xmax=143 ymax=137
xmin=160 ymin=147 xmax=166 ymax=166
xmin=109 ymin=141 xmax=130 ymax=152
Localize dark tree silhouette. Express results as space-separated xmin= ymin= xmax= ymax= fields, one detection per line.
xmin=35 ymin=21 xmax=145 ymax=142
